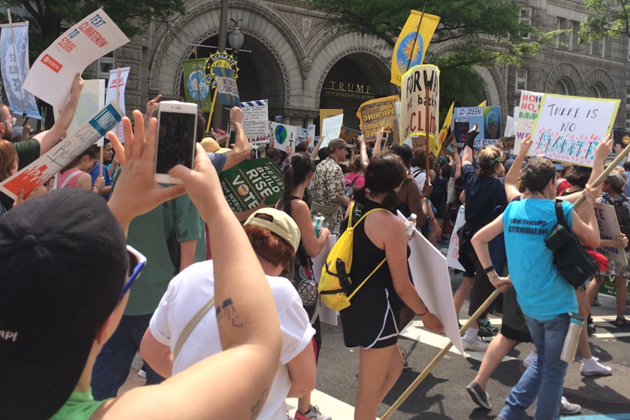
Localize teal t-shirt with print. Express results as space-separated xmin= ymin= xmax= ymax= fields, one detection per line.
xmin=50 ymin=388 xmax=106 ymax=420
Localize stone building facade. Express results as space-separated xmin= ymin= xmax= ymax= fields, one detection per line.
xmin=101 ymin=0 xmax=630 ymax=131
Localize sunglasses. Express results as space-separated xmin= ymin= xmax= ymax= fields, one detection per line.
xmin=119 ymin=245 xmax=147 ymax=300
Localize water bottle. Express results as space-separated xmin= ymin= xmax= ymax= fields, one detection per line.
xmin=312 ymin=212 xmax=325 ymax=237
xmin=560 ymin=313 xmax=584 ymax=363
xmin=406 ymin=213 xmax=417 ymax=238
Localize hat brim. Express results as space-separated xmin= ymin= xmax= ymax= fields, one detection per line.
xmin=0 ymin=334 xmax=93 ymax=419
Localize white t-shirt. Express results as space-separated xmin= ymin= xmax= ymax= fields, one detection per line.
xmin=411 ymin=166 xmax=427 ymax=190
xmin=150 ymin=260 xmax=315 ymax=420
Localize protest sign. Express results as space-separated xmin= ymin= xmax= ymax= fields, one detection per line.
xmin=453 ymin=106 xmax=502 ymax=149
xmin=397 ymin=211 xmax=464 ymax=356
xmin=241 ymin=100 xmax=271 ymax=144
xmin=183 ymin=59 xmax=211 ymax=112
xmin=0 ymin=101 xmax=124 ymax=199
xmin=214 ymin=66 xmax=240 ymax=106
xmin=391 ymin=11 xmax=440 ymax=87
xmin=447 ymin=205 xmax=466 ymax=271
xmin=0 ymin=22 xmax=40 ymax=119
xmin=356 ymin=95 xmax=398 ymax=142
xmin=319 ymin=109 xmax=342 ymax=127
xmin=307 ymin=124 xmax=316 ymax=144
xmin=270 ymin=122 xmax=299 ymax=153
xmin=204 ymin=52 xmax=238 ymax=88
xmin=400 ymin=64 xmax=439 ymax=147
xmin=53 ymin=79 xmax=105 ymax=136
xmin=105 ymin=67 xmax=130 ymax=143
xmin=435 ymin=102 xmax=454 ymax=155
xmin=505 ymin=116 xmax=515 ymax=137
xmin=594 ymin=203 xmax=627 ymax=265
xmin=320 ymin=114 xmax=343 ymax=147
xmin=607 ymin=128 xmax=630 ymax=164
xmin=24 ymin=9 xmax=129 ymax=109
xmin=312 ymin=234 xmax=339 ymax=326
xmin=528 ymin=94 xmax=620 ymax=167
xmin=339 ymin=126 xmax=360 ymax=143
xmin=219 ymin=158 xmax=284 ymax=213
xmin=514 ymin=90 xmax=543 ymax=155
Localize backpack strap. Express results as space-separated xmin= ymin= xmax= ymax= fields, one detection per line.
xmin=347 ymin=257 xmax=387 ymax=300
xmin=412 ymin=169 xmax=424 ymax=178
xmin=349 ymin=205 xmax=388 ymax=229
xmin=555 ymin=200 xmax=569 ymax=230
xmin=173 ymin=296 xmax=215 ymax=360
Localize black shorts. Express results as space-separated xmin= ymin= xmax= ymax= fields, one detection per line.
xmin=340 ymin=286 xmax=399 ymax=349
xmin=458 ymin=253 xmax=476 ymax=278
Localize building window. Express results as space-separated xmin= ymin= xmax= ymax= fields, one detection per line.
xmin=515 ymin=69 xmax=528 ymax=91
xmin=588 ymin=85 xmax=603 ymax=98
xmin=626 ymin=87 xmax=630 ymax=103
xmin=555 ymin=18 xmax=562 ymax=48
xmin=627 ymin=39 xmax=630 ymax=61
xmin=601 ymin=37 xmax=607 ymax=58
xmin=568 ymin=22 xmax=574 ymax=51
xmin=519 ymin=8 xmax=532 ymax=39
xmin=97 ymin=51 xmax=115 ymax=79
xmin=553 ymin=78 xmax=574 ymax=95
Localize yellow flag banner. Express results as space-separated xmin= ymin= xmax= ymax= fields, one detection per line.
xmin=356 ymin=95 xmax=399 ymax=142
xmin=435 ymin=102 xmax=454 ymax=155
xmin=478 ymin=100 xmax=487 ymax=107
xmin=391 ymin=10 xmax=440 ymax=87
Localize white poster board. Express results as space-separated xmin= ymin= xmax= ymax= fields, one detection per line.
xmin=398 ymin=211 xmax=464 ymax=356
xmin=0 ymin=101 xmax=124 ymax=199
xmin=312 ymin=235 xmax=338 ymax=326
xmin=400 ymin=64 xmax=439 ymax=145
xmin=105 ymin=67 xmax=130 ymax=143
xmin=270 ymin=121 xmax=299 ymax=154
xmin=514 ymin=90 xmax=543 ymax=155
xmin=53 ymin=79 xmax=105 ymax=136
xmin=24 ymin=9 xmax=129 ymax=108
xmin=447 ymin=205 xmax=466 ymax=271
xmin=528 ymin=94 xmax=620 ymax=167
xmin=241 ymin=100 xmax=270 ymax=144
xmin=594 ymin=202 xmax=627 ymax=265
xmin=320 ymin=114 xmax=343 ymax=147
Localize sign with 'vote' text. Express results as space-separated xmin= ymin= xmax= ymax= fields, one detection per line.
xmin=400 ymin=64 xmax=439 ymax=147
xmin=219 ymin=158 xmax=284 ymax=213
xmin=528 ymin=94 xmax=620 ymax=167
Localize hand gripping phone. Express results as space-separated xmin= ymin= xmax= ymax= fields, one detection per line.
xmin=154 ymin=101 xmax=198 ymax=184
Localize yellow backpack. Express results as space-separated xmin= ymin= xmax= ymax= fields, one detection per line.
xmin=318 ymin=203 xmax=387 ymax=311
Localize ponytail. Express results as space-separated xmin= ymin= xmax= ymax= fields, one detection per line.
xmin=279 ymin=153 xmax=313 ymax=218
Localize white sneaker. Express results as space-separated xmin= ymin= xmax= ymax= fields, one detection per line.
xmin=559 ymin=396 xmax=581 ymax=415
xmin=462 ymin=336 xmax=489 ymax=352
xmin=581 ymin=357 xmax=612 ymax=377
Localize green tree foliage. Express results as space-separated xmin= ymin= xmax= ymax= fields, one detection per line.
xmin=1 ymin=0 xmax=185 ymax=58
xmin=307 ymin=0 xmax=557 ymax=106
xmin=579 ymin=0 xmax=630 ymax=43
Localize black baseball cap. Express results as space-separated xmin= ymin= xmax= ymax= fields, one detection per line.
xmin=0 ymin=188 xmax=128 ymax=419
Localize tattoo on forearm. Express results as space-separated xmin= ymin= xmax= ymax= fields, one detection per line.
xmin=251 ymin=388 xmax=269 ymax=420
xmin=215 ymin=298 xmax=244 ymax=330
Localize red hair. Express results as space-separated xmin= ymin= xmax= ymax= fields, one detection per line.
xmin=0 ymin=139 xmax=17 ymax=181
xmin=244 ymin=225 xmax=294 ymax=267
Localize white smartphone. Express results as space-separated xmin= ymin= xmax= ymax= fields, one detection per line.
xmin=155 ymin=101 xmax=198 ymax=184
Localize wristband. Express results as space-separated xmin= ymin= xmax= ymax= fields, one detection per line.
xmin=418 ymin=308 xmax=428 ymax=317
xmin=489 ymin=272 xmax=499 ymax=282
xmin=483 ymin=265 xmax=495 ymax=274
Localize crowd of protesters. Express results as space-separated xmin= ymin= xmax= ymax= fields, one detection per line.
xmin=0 ymin=78 xmax=628 ymax=420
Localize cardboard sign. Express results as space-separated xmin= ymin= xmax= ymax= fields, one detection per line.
xmin=514 ymin=90 xmax=543 ymax=155
xmin=219 ymin=158 xmax=284 ymax=213
xmin=390 ymin=10 xmax=440 ymax=87
xmin=0 ymin=22 xmax=40 ymax=118
xmin=319 ymin=109 xmax=343 ymax=127
xmin=53 ymin=79 xmax=106 ymax=136
xmin=400 ymin=64 xmax=439 ymax=146
xmin=320 ymin=114 xmax=343 ymax=147
xmin=397 ymin=211 xmax=464 ymax=356
xmin=594 ymin=202 xmax=627 ymax=265
xmin=105 ymin=67 xmax=130 ymax=143
xmin=356 ymin=95 xmax=398 ymax=142
xmin=24 ymin=9 xmax=129 ymax=108
xmin=528 ymin=94 xmax=620 ymax=167
xmin=0 ymin=101 xmax=124 ymax=199
xmin=241 ymin=100 xmax=271 ymax=144
xmin=447 ymin=205 xmax=466 ymax=271
xmin=270 ymin=122 xmax=299 ymax=153
xmin=453 ymin=106 xmax=502 ymax=149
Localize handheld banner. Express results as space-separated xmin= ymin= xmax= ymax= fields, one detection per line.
xmin=0 ymin=101 xmax=124 ymax=199
xmin=447 ymin=205 xmax=467 ymax=271
xmin=0 ymin=22 xmax=40 ymax=118
xmin=400 ymin=64 xmax=439 ymax=147
xmin=183 ymin=59 xmax=211 ymax=112
xmin=214 ymin=66 xmax=240 ymax=106
xmin=53 ymin=79 xmax=106 ymax=137
xmin=270 ymin=122 xmax=299 ymax=154
xmin=24 ymin=9 xmax=129 ymax=108
xmin=528 ymin=94 xmax=620 ymax=167
xmin=356 ymin=95 xmax=398 ymax=142
xmin=219 ymin=158 xmax=284 ymax=213
xmin=320 ymin=114 xmax=344 ymax=147
xmin=319 ymin=109 xmax=343 ymax=128
xmin=594 ymin=203 xmax=627 ymax=265
xmin=453 ymin=106 xmax=502 ymax=149
xmin=241 ymin=100 xmax=271 ymax=144
xmin=514 ymin=90 xmax=543 ymax=154
xmin=391 ymin=11 xmax=440 ymax=87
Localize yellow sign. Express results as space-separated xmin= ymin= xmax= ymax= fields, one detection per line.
xmin=319 ymin=109 xmax=343 ymax=127
xmin=435 ymin=102 xmax=454 ymax=155
xmin=204 ymin=52 xmax=239 ymax=88
xmin=391 ymin=10 xmax=440 ymax=87
xmin=356 ymin=95 xmax=399 ymax=142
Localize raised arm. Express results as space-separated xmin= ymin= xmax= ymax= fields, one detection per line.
xmin=451 ymin=138 xmax=462 ymax=180
xmin=356 ymin=133 xmax=369 ymax=171
xmin=222 ymin=107 xmax=249 ymax=170
xmin=587 ymin=135 xmax=613 ymax=195
xmin=462 ymin=124 xmax=478 ymax=167
xmin=372 ymin=127 xmax=384 ymax=157
xmin=505 ymin=136 xmax=531 ymax=202
xmin=33 ymin=74 xmax=83 ymax=155
xmin=310 ymin=136 xmax=324 ymax=160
